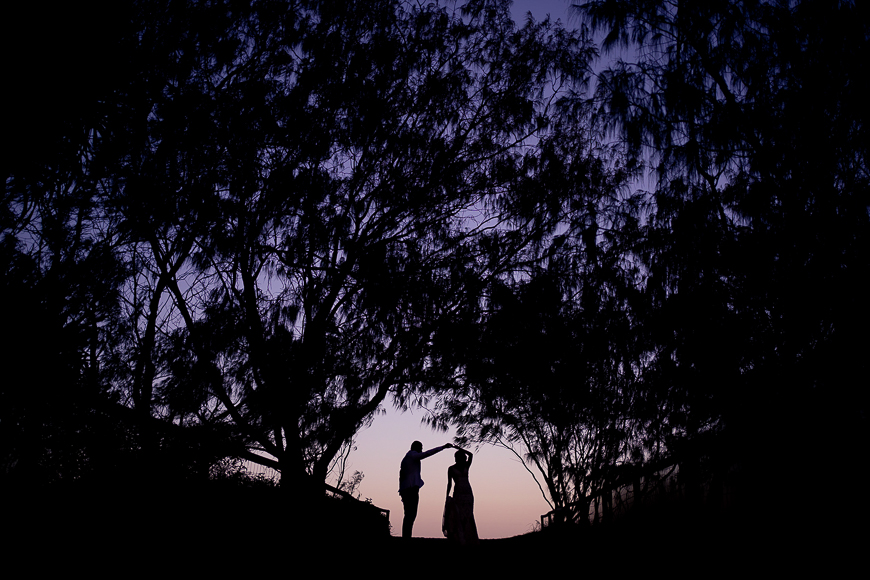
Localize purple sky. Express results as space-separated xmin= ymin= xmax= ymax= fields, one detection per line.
xmin=344 ymin=0 xmax=580 ymax=540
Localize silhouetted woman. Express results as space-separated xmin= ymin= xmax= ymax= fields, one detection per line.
xmin=443 ymin=448 xmax=479 ymax=546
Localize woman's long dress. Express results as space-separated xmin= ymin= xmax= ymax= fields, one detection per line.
xmin=444 ymin=464 xmax=479 ymax=545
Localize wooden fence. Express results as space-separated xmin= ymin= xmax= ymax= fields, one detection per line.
xmin=541 ymin=450 xmax=741 ymax=529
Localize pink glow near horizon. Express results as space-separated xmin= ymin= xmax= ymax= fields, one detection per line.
xmin=346 ymin=407 xmax=552 ymax=539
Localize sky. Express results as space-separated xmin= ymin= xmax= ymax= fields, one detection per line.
xmin=345 ymin=408 xmax=551 ymax=539
xmin=339 ymin=0 xmax=579 ymax=540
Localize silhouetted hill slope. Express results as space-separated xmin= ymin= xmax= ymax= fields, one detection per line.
xmin=5 ymin=478 xmax=858 ymax=577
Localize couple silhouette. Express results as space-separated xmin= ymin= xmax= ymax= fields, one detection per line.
xmin=398 ymin=441 xmax=479 ymax=545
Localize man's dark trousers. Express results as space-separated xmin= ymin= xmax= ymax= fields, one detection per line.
xmin=400 ymin=487 xmax=420 ymax=538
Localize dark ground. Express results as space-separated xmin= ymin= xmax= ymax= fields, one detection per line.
xmin=4 ymin=485 xmax=858 ymax=577
xmin=378 ymin=512 xmax=854 ymax=578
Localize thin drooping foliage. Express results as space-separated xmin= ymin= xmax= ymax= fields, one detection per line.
xmin=3 ymin=0 xmax=866 ymax=518
xmin=431 ymin=0 xmax=869 ymax=514
xmin=3 ymin=0 xmax=600 ymax=490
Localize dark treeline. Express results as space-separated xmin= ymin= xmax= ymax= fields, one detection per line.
xmin=440 ymin=0 xmax=870 ymax=524
xmin=3 ymin=0 xmax=867 ymax=532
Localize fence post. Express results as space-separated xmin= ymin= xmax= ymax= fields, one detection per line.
xmin=633 ymin=475 xmax=642 ymax=510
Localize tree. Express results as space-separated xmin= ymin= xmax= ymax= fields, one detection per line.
xmin=1 ymin=0 xmax=140 ymax=485
xmin=73 ymin=0 xmax=598 ymax=491
xmin=433 ymin=120 xmax=645 ymax=517
xmin=574 ymin=0 xmax=870 ymax=483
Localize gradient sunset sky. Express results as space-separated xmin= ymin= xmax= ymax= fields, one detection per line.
xmin=343 ymin=0 xmax=579 ymax=540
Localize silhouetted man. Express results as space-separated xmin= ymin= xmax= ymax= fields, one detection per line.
xmin=398 ymin=441 xmax=453 ymax=538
